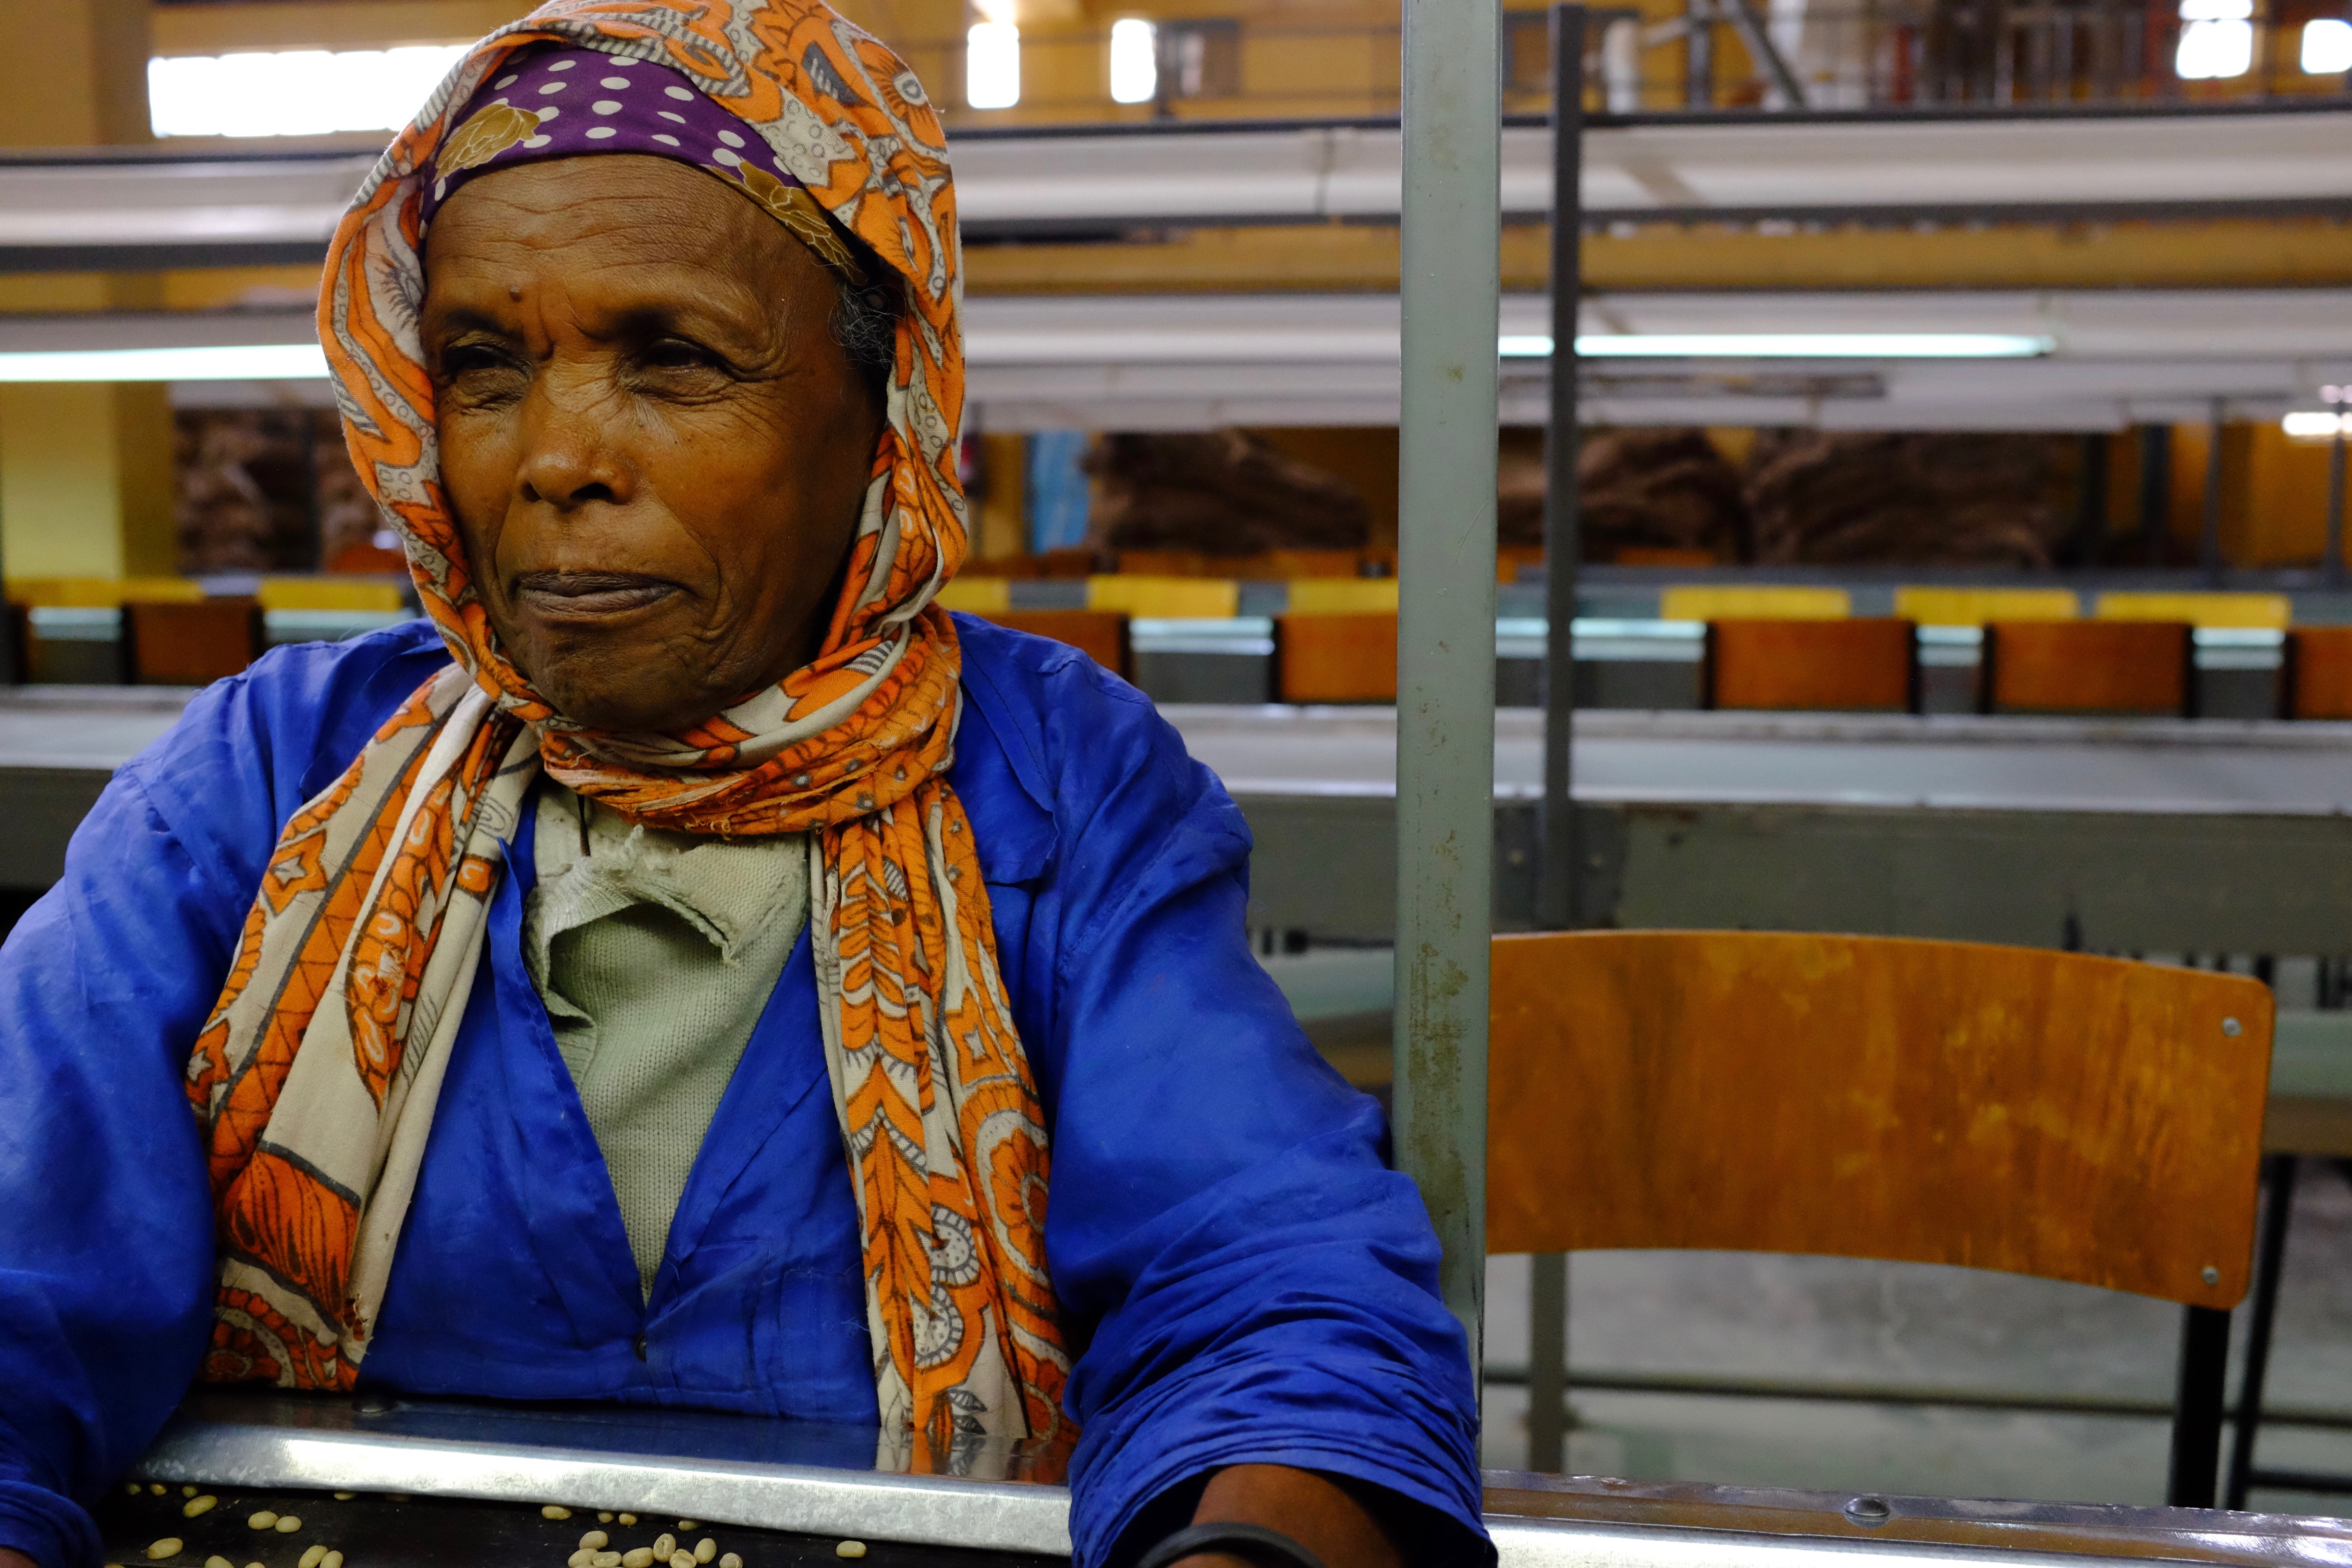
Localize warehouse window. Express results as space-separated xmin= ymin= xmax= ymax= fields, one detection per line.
xmin=2304 ymin=17 xmax=2352 ymax=72
xmin=966 ymin=20 xmax=1022 ymax=109
xmin=147 ymin=45 xmax=467 ymax=137
xmin=2175 ymin=0 xmax=2254 ymax=79
xmin=1109 ymin=18 xmax=1158 ymax=103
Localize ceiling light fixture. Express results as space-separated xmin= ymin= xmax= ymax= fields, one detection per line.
xmin=0 ymin=344 xmax=331 ymax=382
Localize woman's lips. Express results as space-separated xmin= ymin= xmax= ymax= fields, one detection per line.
xmin=512 ymin=571 xmax=680 ymax=620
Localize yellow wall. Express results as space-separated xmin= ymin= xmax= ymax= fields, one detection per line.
xmin=0 ymin=385 xmax=177 ymax=580
xmin=0 ymin=0 xmax=149 ymax=146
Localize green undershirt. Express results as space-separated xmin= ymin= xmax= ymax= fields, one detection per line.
xmin=524 ymin=782 xmax=809 ymax=1302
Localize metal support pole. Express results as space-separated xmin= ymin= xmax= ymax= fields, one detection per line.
xmin=2326 ymin=397 xmax=2346 ymax=591
xmin=1528 ymin=8 xmax=1583 ymax=1470
xmin=1527 ymin=1251 xmax=1569 ymax=1471
xmin=2201 ymin=397 xmax=2227 ymax=585
xmin=1394 ymin=0 xmax=1501 ymax=1381
xmin=1539 ymin=1 xmax=1584 ymax=935
xmin=2138 ymin=423 xmax=2171 ymax=567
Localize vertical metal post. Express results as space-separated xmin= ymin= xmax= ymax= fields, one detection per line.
xmin=1539 ymin=2 xmax=1584 ymax=935
xmin=1394 ymin=0 xmax=1502 ymax=1378
xmin=2138 ymin=422 xmax=2171 ymax=566
xmin=2201 ymin=397 xmax=2227 ymax=584
xmin=2326 ymin=396 xmax=2346 ymax=591
xmin=1527 ymin=3 xmax=1584 ymax=1472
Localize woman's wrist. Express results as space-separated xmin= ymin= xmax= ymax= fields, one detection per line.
xmin=1175 ymin=1465 xmax=1404 ymax=1568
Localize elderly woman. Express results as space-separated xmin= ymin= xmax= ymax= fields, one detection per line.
xmin=0 ymin=5 xmax=1482 ymax=1567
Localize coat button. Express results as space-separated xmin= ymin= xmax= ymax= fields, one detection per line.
xmin=633 ymin=1334 xmax=649 ymax=1361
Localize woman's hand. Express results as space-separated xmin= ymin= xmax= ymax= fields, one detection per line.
xmin=1 ymin=1547 xmax=37 ymax=1568
xmin=1174 ymin=1464 xmax=1404 ymax=1568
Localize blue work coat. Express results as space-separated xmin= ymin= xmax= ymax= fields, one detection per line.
xmin=0 ymin=615 xmax=1486 ymax=1568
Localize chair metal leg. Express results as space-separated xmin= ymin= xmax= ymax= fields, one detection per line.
xmin=2225 ymin=1155 xmax=2298 ymax=1509
xmin=1528 ymin=1252 xmax=1568 ymax=1472
xmin=2169 ymin=1304 xmax=2232 ymax=1507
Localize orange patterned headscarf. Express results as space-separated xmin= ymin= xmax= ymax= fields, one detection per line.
xmin=181 ymin=0 xmax=1072 ymax=1459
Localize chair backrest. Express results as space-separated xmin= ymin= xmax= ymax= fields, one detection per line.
xmin=1980 ymin=620 xmax=2194 ymax=717
xmin=1488 ymin=930 xmax=2272 ymax=1308
xmin=1702 ymin=618 xmax=1918 ymax=713
xmin=123 ymin=598 xmax=264 ymax=686
xmin=976 ymin=610 xmax=1132 ymax=679
xmin=1275 ymin=612 xmax=1397 ymax=704
xmin=2282 ymin=626 xmax=2352 ymax=720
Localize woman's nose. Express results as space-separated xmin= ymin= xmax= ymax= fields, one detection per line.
xmin=516 ymin=377 xmax=632 ymax=510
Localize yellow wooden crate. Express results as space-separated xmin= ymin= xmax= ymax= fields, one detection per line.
xmin=2094 ymin=591 xmax=2292 ymax=629
xmin=1086 ymin=575 xmax=1240 ymax=619
xmin=257 ymin=576 xmax=409 ymax=612
xmin=934 ymin=577 xmax=1013 ymax=613
xmin=1658 ymin=585 xmax=1850 ymax=622
xmin=1892 ymin=587 xmax=2080 ymax=626
xmin=1286 ymin=578 xmax=1399 ymax=616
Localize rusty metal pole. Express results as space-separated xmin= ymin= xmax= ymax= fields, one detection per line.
xmin=1394 ymin=0 xmax=1501 ymax=1384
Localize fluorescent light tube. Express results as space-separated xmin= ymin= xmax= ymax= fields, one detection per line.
xmin=0 ymin=344 xmax=331 ymax=382
xmin=1498 ymin=333 xmax=2054 ymax=358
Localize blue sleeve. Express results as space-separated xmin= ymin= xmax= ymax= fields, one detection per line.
xmin=989 ymin=650 xmax=1488 ymax=1567
xmin=0 ymin=628 xmax=447 ymax=1568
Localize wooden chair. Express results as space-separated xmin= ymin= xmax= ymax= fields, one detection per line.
xmin=974 ymin=609 xmax=1131 ymax=680
xmin=1979 ymin=620 xmax=2194 ymax=717
xmin=1702 ymin=618 xmax=1919 ymax=712
xmin=122 ymin=597 xmax=265 ymax=686
xmin=1275 ymin=612 xmax=1397 ymax=704
xmin=1489 ymin=930 xmax=2274 ymax=1507
xmin=2280 ymin=626 xmax=2352 ymax=719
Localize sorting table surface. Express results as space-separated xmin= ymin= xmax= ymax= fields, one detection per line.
xmin=1163 ymin=706 xmax=2352 ymax=815
xmin=98 ymin=1486 xmax=1054 ymax=1568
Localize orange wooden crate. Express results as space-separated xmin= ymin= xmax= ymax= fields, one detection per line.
xmin=2283 ymin=626 xmax=2352 ymax=719
xmin=1703 ymin=618 xmax=1917 ymax=712
xmin=123 ymin=598 xmax=264 ymax=686
xmin=1276 ymin=613 xmax=1397 ymax=703
xmin=977 ymin=610 xmax=1131 ymax=679
xmin=1981 ymin=620 xmax=2193 ymax=717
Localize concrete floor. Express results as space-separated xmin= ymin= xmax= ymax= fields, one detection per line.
xmin=1479 ymin=1162 xmax=2352 ymax=1517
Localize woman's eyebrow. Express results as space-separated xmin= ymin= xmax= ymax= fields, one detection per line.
xmin=431 ymin=306 xmax=520 ymax=339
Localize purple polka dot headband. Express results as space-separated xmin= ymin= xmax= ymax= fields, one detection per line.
xmin=420 ymin=45 xmax=870 ymax=286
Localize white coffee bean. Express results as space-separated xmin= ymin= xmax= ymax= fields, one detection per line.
xmin=671 ymin=1553 xmax=695 ymax=1568
xmin=835 ymin=1544 xmax=868 ymax=1561
xmin=719 ymin=1555 xmax=743 ymax=1568
xmin=299 ymin=1544 xmax=327 ymax=1568
xmin=621 ymin=1551 xmax=654 ymax=1568
xmin=246 ymin=1513 xmax=278 ymax=1531
xmin=183 ymin=1497 xmax=218 ymax=1519
xmin=274 ymin=1517 xmax=301 ymax=1534
xmin=146 ymin=1539 xmax=183 ymax=1560
xmin=693 ymin=1541 xmax=715 ymax=1564
xmin=652 ymin=1534 xmax=675 ymax=1559
xmin=542 ymin=1506 xmax=574 ymax=1520
xmin=578 ymin=1532 xmax=609 ymax=1551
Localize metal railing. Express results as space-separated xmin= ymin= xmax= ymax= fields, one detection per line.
xmin=923 ymin=8 xmax=2351 ymax=127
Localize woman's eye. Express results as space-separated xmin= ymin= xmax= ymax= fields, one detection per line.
xmin=440 ymin=343 xmax=514 ymax=378
xmin=642 ymin=338 xmax=718 ymax=372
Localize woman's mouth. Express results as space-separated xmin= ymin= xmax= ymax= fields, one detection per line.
xmin=512 ymin=571 xmax=681 ymax=620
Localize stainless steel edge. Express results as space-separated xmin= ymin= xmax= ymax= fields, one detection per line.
xmin=129 ymin=1424 xmax=1074 ymax=1556
xmin=1482 ymin=1518 xmax=2172 ymax=1568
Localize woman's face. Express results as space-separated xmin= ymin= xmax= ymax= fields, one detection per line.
xmin=422 ymin=154 xmax=886 ymax=733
